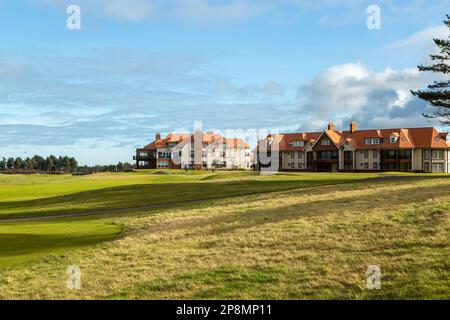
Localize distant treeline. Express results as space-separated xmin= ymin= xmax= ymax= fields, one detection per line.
xmin=0 ymin=155 xmax=77 ymax=173
xmin=76 ymin=162 xmax=135 ymax=174
xmin=0 ymin=155 xmax=134 ymax=174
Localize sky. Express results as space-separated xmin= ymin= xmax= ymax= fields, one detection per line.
xmin=0 ymin=0 xmax=449 ymax=165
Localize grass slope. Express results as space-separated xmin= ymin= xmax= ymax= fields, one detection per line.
xmin=0 ymin=171 xmax=449 ymax=299
xmin=0 ymin=221 xmax=121 ymax=266
xmin=0 ymin=172 xmax=377 ymax=219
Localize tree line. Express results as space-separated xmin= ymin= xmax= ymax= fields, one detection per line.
xmin=0 ymin=155 xmax=135 ymax=174
xmin=0 ymin=155 xmax=78 ymax=173
xmin=76 ymin=162 xmax=134 ymax=174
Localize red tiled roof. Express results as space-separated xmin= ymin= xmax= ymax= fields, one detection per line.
xmin=261 ymin=132 xmax=321 ymax=151
xmin=342 ymin=127 xmax=448 ymax=149
xmin=143 ymin=132 xmax=248 ymax=150
xmin=263 ymin=126 xmax=449 ymax=151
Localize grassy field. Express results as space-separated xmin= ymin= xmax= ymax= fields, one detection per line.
xmin=0 ymin=171 xmax=376 ymax=219
xmin=0 ymin=170 xmax=449 ymax=299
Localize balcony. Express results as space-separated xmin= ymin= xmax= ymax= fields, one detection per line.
xmin=135 ymin=155 xmax=152 ymax=161
xmin=314 ymin=151 xmax=339 ymax=161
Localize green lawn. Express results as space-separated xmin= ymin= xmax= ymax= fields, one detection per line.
xmin=0 ymin=221 xmax=121 ymax=266
xmin=0 ymin=171 xmax=378 ymax=219
xmin=0 ymin=170 xmax=449 ymax=299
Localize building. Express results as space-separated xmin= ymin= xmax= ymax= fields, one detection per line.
xmin=255 ymin=122 xmax=450 ymax=173
xmin=135 ymin=131 xmax=251 ymax=170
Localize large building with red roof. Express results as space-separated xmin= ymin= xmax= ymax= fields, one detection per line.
xmin=255 ymin=122 xmax=450 ymax=173
xmin=135 ymin=131 xmax=251 ymax=170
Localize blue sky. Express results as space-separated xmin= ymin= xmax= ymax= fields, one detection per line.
xmin=0 ymin=0 xmax=449 ymax=165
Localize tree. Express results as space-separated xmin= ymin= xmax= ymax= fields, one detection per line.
xmin=58 ymin=156 xmax=64 ymax=171
xmin=24 ymin=158 xmax=34 ymax=170
xmin=32 ymin=155 xmax=45 ymax=170
xmin=6 ymin=158 xmax=14 ymax=170
xmin=412 ymin=15 xmax=450 ymax=125
xmin=64 ymin=157 xmax=72 ymax=173
xmin=14 ymin=157 xmax=23 ymax=170
xmin=47 ymin=157 xmax=55 ymax=173
xmin=69 ymin=157 xmax=78 ymax=173
xmin=0 ymin=158 xmax=6 ymax=171
xmin=49 ymin=155 xmax=59 ymax=172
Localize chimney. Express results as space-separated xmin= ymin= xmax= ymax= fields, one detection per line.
xmin=350 ymin=122 xmax=358 ymax=133
xmin=155 ymin=133 xmax=161 ymax=140
xmin=327 ymin=122 xmax=336 ymax=131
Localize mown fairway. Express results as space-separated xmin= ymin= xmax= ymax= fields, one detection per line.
xmin=0 ymin=171 xmax=376 ymax=219
xmin=0 ymin=171 xmax=449 ymax=299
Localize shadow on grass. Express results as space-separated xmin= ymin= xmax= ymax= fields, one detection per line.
xmin=109 ymin=180 xmax=450 ymax=299
xmin=0 ymin=177 xmax=382 ymax=220
xmin=0 ymin=232 xmax=118 ymax=258
xmin=134 ymin=179 xmax=450 ymax=243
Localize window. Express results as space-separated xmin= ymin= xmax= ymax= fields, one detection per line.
xmin=365 ymin=138 xmax=380 ymax=145
xmin=432 ymin=163 xmax=444 ymax=173
xmin=299 ymin=152 xmax=303 ymax=159
xmin=364 ymin=150 xmax=369 ymax=159
xmin=364 ymin=163 xmax=369 ymax=170
xmin=298 ymin=163 xmax=303 ymax=170
xmin=390 ymin=136 xmax=398 ymax=143
xmin=158 ymin=152 xmax=171 ymax=159
xmin=157 ymin=161 xmax=169 ymax=168
xmin=317 ymin=151 xmax=338 ymax=160
xmin=432 ymin=149 xmax=444 ymax=160
xmin=321 ymin=138 xmax=331 ymax=146
xmin=373 ymin=162 xmax=378 ymax=170
xmin=373 ymin=150 xmax=378 ymax=158
xmin=424 ymin=149 xmax=430 ymax=160
xmin=387 ymin=150 xmax=397 ymax=159
xmin=344 ymin=151 xmax=352 ymax=161
xmin=291 ymin=141 xmax=304 ymax=147
xmin=403 ymin=149 xmax=412 ymax=159
xmin=291 ymin=152 xmax=295 ymax=159
xmin=139 ymin=151 xmax=148 ymax=157
xmin=424 ymin=162 xmax=430 ymax=173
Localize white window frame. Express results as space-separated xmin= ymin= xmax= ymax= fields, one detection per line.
xmin=365 ymin=138 xmax=380 ymax=145
xmin=291 ymin=141 xmax=305 ymax=147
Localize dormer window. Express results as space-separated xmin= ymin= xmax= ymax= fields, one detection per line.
xmin=291 ymin=141 xmax=304 ymax=147
xmin=390 ymin=136 xmax=398 ymax=143
xmin=365 ymin=138 xmax=380 ymax=145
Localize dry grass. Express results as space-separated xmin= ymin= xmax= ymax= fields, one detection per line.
xmin=0 ymin=177 xmax=449 ymax=299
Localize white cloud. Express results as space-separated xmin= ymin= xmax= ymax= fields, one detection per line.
xmin=389 ymin=25 xmax=449 ymax=51
xmin=296 ymin=62 xmax=438 ymax=131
